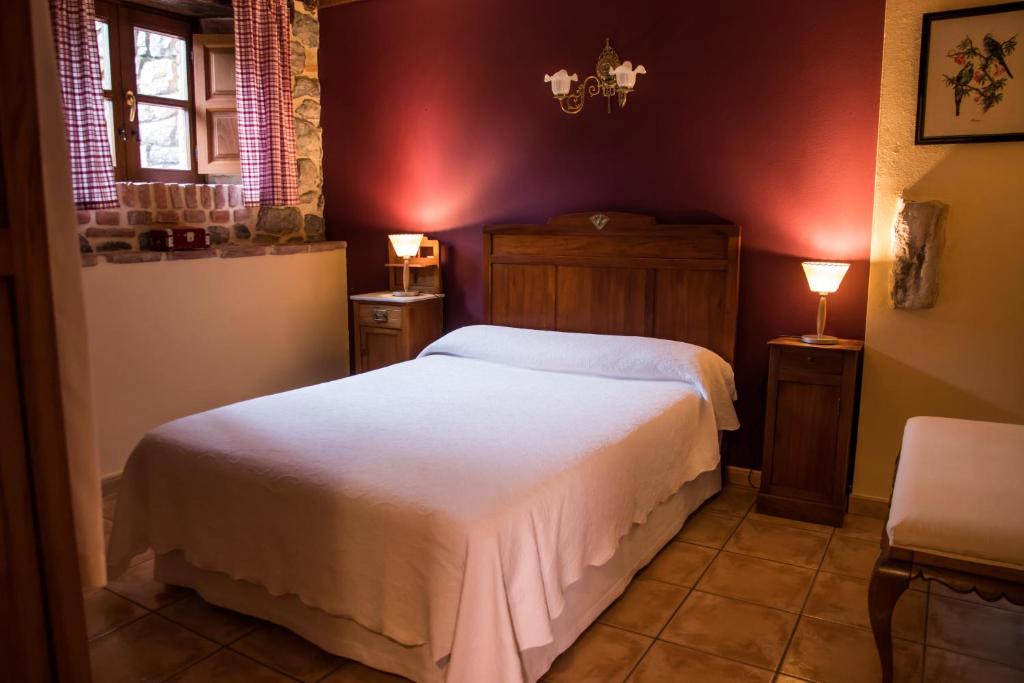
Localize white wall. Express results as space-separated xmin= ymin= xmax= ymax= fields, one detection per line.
xmin=853 ymin=0 xmax=1024 ymax=502
xmin=82 ymin=249 xmax=349 ymax=477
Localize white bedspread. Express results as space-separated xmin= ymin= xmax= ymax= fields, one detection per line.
xmin=108 ymin=326 xmax=737 ymax=682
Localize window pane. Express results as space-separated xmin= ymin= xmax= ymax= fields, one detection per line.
xmin=134 ymin=27 xmax=188 ymax=100
xmin=103 ymin=98 xmax=116 ymax=166
xmin=138 ymin=103 xmax=190 ymax=170
xmin=95 ymin=20 xmax=112 ymax=91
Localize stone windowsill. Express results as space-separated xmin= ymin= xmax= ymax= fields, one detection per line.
xmin=81 ymin=241 xmax=346 ymax=267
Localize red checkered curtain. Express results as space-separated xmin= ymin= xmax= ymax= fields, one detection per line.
xmin=233 ymin=0 xmax=298 ymax=207
xmin=49 ymin=0 xmax=119 ymax=210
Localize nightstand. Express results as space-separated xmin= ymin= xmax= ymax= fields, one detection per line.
xmin=756 ymin=336 xmax=863 ymax=527
xmin=350 ymin=292 xmax=444 ymax=373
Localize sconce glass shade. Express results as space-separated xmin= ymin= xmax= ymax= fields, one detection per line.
xmin=389 ymin=233 xmax=424 ymax=259
xmin=802 ymin=261 xmax=850 ymax=294
xmin=609 ymin=61 xmax=646 ymax=89
xmin=544 ymin=69 xmax=578 ymax=96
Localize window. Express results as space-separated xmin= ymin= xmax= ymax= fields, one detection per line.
xmin=94 ymin=2 xmax=198 ymax=182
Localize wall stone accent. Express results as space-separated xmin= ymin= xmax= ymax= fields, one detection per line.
xmin=279 ymin=0 xmax=325 ymax=243
xmin=77 ymin=181 xmax=258 ymax=252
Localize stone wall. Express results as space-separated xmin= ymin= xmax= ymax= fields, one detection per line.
xmin=255 ymin=0 xmax=325 ymax=245
xmin=78 ymin=181 xmax=257 ymax=253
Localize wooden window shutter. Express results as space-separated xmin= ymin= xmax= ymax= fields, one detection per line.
xmin=192 ymin=34 xmax=240 ymax=175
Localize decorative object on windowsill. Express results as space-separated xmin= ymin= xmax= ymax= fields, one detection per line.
xmin=145 ymin=227 xmax=211 ymax=251
xmin=544 ymin=39 xmax=646 ymax=115
xmin=387 ymin=234 xmax=442 ymax=296
xmin=800 ymin=261 xmax=850 ymax=345
xmin=915 ymin=2 xmax=1023 ymax=144
xmin=890 ymin=197 xmax=948 ymax=310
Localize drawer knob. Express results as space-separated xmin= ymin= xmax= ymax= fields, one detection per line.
xmin=372 ymin=308 xmax=389 ymax=323
xmin=806 ymin=355 xmax=815 ymax=362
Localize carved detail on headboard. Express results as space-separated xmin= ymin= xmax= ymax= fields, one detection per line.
xmin=483 ymin=212 xmax=741 ymax=364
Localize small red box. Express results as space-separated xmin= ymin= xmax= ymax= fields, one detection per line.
xmin=146 ymin=227 xmax=211 ymax=251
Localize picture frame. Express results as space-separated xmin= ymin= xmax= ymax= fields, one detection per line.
xmin=916 ymin=1 xmax=1024 ymax=144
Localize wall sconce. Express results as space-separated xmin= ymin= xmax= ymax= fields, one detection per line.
xmin=544 ymin=39 xmax=646 ymax=115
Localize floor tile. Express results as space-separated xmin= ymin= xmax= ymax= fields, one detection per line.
xmin=803 ymin=571 xmax=926 ymax=642
xmin=724 ymin=518 xmax=830 ymax=569
xmin=702 ymin=487 xmax=756 ymax=517
xmin=696 ymin=552 xmax=815 ymax=613
xmin=835 ymin=514 xmax=885 ymax=542
xmin=820 ymin=534 xmax=879 ymax=579
xmin=322 ymin=660 xmax=414 ymax=682
xmin=627 ymin=640 xmax=772 ymax=682
xmin=84 ymin=588 xmax=147 ymax=640
xmin=168 ymin=649 xmax=294 ymax=682
xmin=89 ymin=614 xmax=218 ymax=683
xmin=773 ymin=677 xmax=810 ymax=683
xmin=676 ymin=509 xmax=741 ymax=549
xmin=923 ymin=647 xmax=1024 ymax=683
xmin=640 ymin=542 xmax=717 ymax=587
xmin=231 ymin=624 xmax=342 ymax=682
xmin=930 ymin=581 xmax=1024 ymax=614
xmin=745 ymin=511 xmax=833 ymax=536
xmin=598 ymin=578 xmax=688 ymax=637
xmin=660 ymin=590 xmax=797 ymax=670
xmin=160 ymin=595 xmax=259 ymax=645
xmin=545 ymin=623 xmax=651 ymax=683
xmin=106 ymin=559 xmax=192 ymax=610
xmin=781 ymin=617 xmax=922 ymax=683
xmin=927 ymin=595 xmax=1024 ymax=669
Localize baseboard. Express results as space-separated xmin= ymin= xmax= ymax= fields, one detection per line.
xmin=848 ymin=493 xmax=890 ymax=520
xmin=726 ymin=466 xmax=891 ymax=521
xmin=727 ymin=466 xmax=761 ymax=490
xmin=101 ymin=473 xmax=122 ymax=498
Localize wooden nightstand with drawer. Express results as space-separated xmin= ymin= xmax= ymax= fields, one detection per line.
xmin=350 ymin=292 xmax=444 ymax=373
xmin=757 ymin=336 xmax=863 ymax=527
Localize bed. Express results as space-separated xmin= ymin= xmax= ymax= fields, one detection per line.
xmin=107 ymin=212 xmax=741 ymax=683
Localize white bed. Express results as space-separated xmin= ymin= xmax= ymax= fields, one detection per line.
xmin=107 ymin=325 xmax=739 ymax=682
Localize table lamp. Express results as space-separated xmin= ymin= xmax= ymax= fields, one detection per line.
xmin=389 ymin=233 xmax=424 ymax=297
xmin=801 ymin=261 xmax=849 ymax=345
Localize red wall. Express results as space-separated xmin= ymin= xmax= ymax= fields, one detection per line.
xmin=320 ymin=0 xmax=885 ymax=468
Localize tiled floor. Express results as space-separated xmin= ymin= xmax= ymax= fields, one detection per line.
xmin=91 ymin=486 xmax=1024 ymax=682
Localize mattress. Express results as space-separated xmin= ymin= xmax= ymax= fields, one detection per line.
xmin=108 ymin=325 xmax=738 ymax=682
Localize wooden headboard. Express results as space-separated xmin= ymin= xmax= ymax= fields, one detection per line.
xmin=483 ymin=212 xmax=741 ymax=364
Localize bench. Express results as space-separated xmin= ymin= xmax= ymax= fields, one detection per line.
xmin=868 ymin=417 xmax=1024 ymax=682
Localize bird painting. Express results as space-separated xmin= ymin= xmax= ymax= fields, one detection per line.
xmin=952 ymin=62 xmax=974 ymax=116
xmin=984 ymin=33 xmax=1015 ymax=78
xmin=943 ymin=31 xmax=1018 ymax=116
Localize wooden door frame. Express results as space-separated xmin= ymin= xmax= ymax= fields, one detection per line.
xmin=0 ymin=0 xmax=93 ymax=680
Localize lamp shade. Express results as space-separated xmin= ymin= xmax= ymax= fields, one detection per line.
xmin=389 ymin=233 xmax=424 ymax=259
xmin=609 ymin=61 xmax=647 ymax=89
xmin=802 ymin=261 xmax=849 ymax=294
xmin=544 ymin=69 xmax=578 ymax=96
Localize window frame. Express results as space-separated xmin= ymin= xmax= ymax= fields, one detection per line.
xmin=95 ymin=1 xmax=199 ymax=183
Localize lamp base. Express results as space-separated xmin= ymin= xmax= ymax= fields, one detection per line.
xmin=390 ymin=290 xmax=418 ymax=298
xmin=801 ymin=334 xmax=840 ymax=345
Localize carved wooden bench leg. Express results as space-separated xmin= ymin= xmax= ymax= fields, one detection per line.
xmin=868 ymin=556 xmax=911 ymax=683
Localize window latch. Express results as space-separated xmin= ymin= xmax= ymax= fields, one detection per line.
xmin=125 ymin=90 xmax=136 ymax=123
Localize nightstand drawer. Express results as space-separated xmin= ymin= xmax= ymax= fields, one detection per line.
xmin=357 ymin=304 xmax=403 ymax=330
xmin=778 ymin=346 xmax=844 ymax=376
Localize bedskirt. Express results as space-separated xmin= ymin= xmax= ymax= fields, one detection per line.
xmin=155 ymin=468 xmax=722 ymax=682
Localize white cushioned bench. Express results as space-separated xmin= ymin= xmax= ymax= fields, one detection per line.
xmin=868 ymin=417 xmax=1024 ymax=683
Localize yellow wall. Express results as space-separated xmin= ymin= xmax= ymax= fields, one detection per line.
xmin=82 ymin=250 xmax=350 ymax=477
xmin=853 ymin=0 xmax=1024 ymax=501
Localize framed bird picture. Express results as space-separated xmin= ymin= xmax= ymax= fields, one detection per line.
xmin=916 ymin=1 xmax=1024 ymax=144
